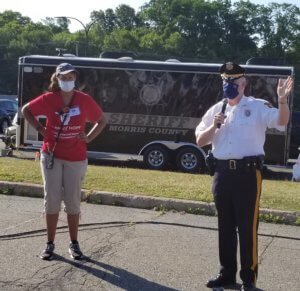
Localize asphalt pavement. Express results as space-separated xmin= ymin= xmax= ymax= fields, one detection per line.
xmin=0 ymin=195 xmax=299 ymax=291
xmin=1 ymin=136 xmax=300 ymax=291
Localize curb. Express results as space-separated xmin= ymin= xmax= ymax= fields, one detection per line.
xmin=0 ymin=181 xmax=299 ymax=225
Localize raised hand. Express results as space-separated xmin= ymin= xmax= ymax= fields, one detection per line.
xmin=277 ymin=76 xmax=293 ymax=104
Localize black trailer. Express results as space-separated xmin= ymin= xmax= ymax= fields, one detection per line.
xmin=16 ymin=55 xmax=294 ymax=172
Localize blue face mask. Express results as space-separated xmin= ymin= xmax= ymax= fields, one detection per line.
xmin=58 ymin=80 xmax=75 ymax=92
xmin=223 ymin=81 xmax=239 ymax=99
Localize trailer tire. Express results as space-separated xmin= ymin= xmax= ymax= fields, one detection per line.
xmin=5 ymin=134 xmax=16 ymax=150
xmin=175 ymin=147 xmax=204 ymax=173
xmin=143 ymin=145 xmax=169 ymax=170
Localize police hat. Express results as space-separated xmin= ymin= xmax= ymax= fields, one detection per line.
xmin=219 ymin=62 xmax=245 ymax=80
xmin=56 ymin=63 xmax=78 ymax=75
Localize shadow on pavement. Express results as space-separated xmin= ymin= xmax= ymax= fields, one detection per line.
xmin=54 ymin=254 xmax=179 ymax=291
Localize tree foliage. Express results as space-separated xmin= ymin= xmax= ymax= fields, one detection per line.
xmin=0 ymin=1 xmax=299 ymax=109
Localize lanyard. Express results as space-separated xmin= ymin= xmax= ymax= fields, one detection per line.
xmin=48 ymin=93 xmax=75 ymax=154
xmin=49 ymin=113 xmax=68 ymax=153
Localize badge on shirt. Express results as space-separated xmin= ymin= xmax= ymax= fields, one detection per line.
xmin=69 ymin=106 xmax=81 ymax=117
xmin=245 ymin=109 xmax=251 ymax=117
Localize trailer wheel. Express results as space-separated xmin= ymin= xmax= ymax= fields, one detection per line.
xmin=143 ymin=145 xmax=169 ymax=170
xmin=175 ymin=147 xmax=204 ymax=173
xmin=5 ymin=135 xmax=16 ymax=150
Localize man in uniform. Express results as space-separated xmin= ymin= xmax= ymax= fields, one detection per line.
xmin=195 ymin=62 xmax=293 ymax=291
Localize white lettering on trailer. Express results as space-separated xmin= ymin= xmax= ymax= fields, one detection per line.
xmin=148 ymin=128 xmax=189 ymax=135
xmin=105 ymin=113 xmax=200 ymax=129
xmin=108 ymin=125 xmax=188 ymax=136
xmin=109 ymin=125 xmax=147 ymax=133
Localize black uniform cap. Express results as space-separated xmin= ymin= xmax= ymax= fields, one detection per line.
xmin=219 ymin=62 xmax=245 ymax=80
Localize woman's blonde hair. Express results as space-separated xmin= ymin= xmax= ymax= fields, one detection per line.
xmin=48 ymin=73 xmax=60 ymax=92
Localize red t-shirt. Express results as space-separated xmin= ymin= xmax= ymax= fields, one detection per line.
xmin=29 ymin=90 xmax=103 ymax=161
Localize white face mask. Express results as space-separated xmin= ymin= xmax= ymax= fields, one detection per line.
xmin=58 ymin=80 xmax=75 ymax=92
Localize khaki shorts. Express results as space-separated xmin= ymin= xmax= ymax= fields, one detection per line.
xmin=40 ymin=153 xmax=88 ymax=214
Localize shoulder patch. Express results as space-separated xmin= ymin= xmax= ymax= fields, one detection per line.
xmin=264 ymin=102 xmax=273 ymax=108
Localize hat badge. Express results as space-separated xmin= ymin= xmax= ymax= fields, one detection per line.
xmin=226 ymin=62 xmax=233 ymax=70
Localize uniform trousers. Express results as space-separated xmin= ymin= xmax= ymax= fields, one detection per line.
xmin=212 ymin=167 xmax=262 ymax=284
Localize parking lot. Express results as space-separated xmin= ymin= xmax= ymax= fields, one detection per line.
xmin=0 ymin=195 xmax=299 ymax=291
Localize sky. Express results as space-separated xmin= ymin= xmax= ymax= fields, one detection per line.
xmin=1 ymin=0 xmax=299 ymax=32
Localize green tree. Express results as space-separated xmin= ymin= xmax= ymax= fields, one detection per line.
xmin=164 ymin=32 xmax=184 ymax=56
xmin=115 ymin=4 xmax=138 ymax=29
xmin=258 ymin=3 xmax=300 ymax=58
xmin=43 ymin=17 xmax=70 ymax=33
xmin=141 ymin=0 xmax=257 ymax=61
xmin=0 ymin=11 xmax=34 ymax=94
xmin=0 ymin=3 xmax=299 ymax=110
xmin=140 ymin=30 xmax=164 ymax=53
xmin=0 ymin=10 xmax=31 ymax=27
xmin=103 ymin=28 xmax=140 ymax=51
xmin=91 ymin=9 xmax=117 ymax=33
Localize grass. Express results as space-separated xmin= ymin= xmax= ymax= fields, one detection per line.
xmin=0 ymin=157 xmax=299 ymax=212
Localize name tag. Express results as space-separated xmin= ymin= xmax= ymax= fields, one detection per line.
xmin=69 ymin=107 xmax=80 ymax=117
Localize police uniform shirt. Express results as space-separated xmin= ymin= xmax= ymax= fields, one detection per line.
xmin=195 ymin=96 xmax=285 ymax=159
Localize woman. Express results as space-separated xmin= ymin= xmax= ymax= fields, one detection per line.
xmin=22 ymin=63 xmax=107 ymax=260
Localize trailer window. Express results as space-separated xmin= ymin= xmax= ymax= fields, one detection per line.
xmin=23 ymin=66 xmax=33 ymax=73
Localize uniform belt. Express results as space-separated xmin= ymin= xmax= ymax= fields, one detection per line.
xmin=216 ymin=157 xmax=261 ymax=170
